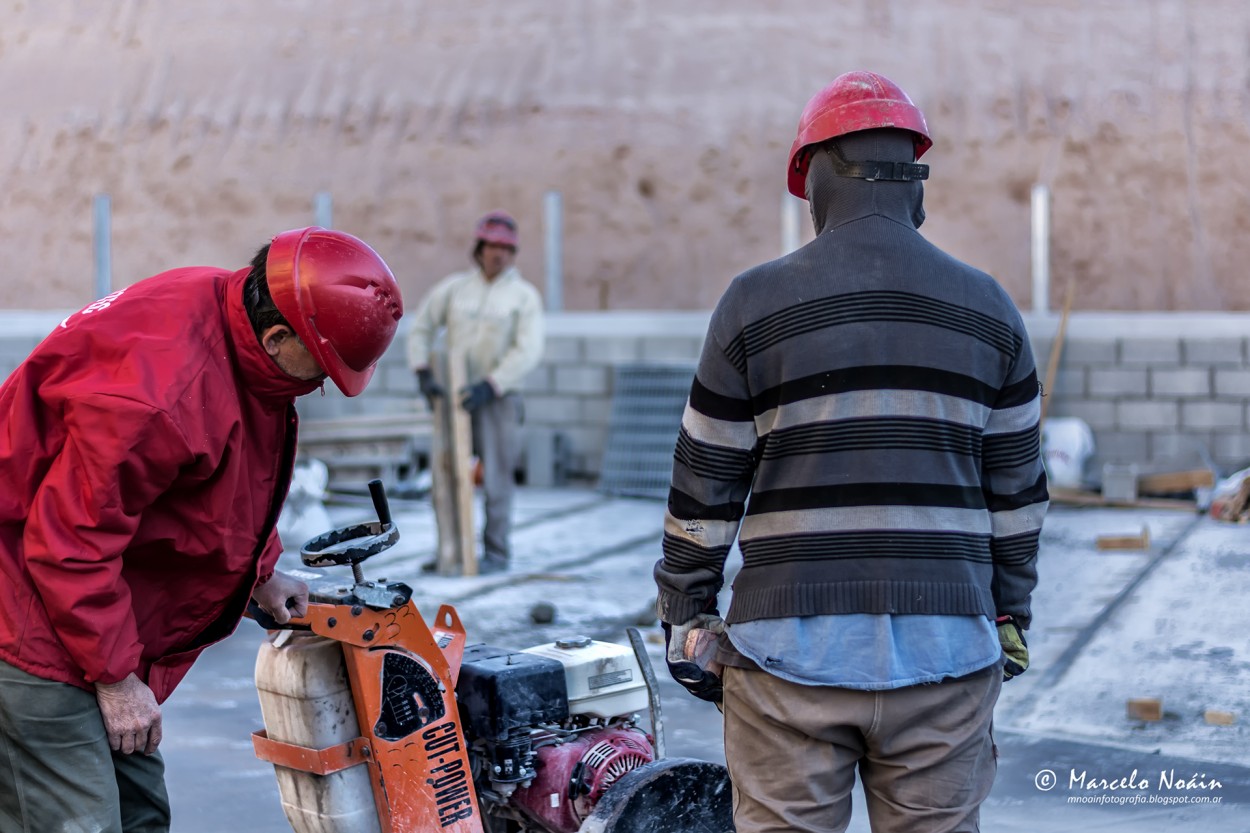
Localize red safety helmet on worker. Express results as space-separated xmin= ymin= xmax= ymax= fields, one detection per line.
xmin=267 ymin=227 xmax=404 ymax=397
xmin=787 ymin=70 xmax=933 ymax=199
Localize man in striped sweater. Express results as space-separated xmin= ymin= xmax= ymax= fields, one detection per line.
xmin=654 ymin=71 xmax=1047 ymax=833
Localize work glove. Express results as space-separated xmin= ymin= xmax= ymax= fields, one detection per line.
xmin=996 ymin=615 xmax=1029 ymax=681
xmin=459 ymin=380 xmax=497 ymax=413
xmin=662 ymin=612 xmax=727 ymax=705
xmin=416 ymin=368 xmax=445 ymax=407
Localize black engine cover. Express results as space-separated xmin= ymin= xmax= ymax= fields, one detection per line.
xmin=456 ymin=643 xmax=569 ymax=741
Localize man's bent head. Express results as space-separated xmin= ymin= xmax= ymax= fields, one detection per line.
xmin=252 ymin=228 xmax=404 ymax=396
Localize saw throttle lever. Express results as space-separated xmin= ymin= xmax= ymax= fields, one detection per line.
xmin=369 ymin=477 xmax=392 ymax=526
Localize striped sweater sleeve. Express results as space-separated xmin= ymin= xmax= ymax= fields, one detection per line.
xmin=981 ymin=329 xmax=1049 ymax=629
xmin=654 ymin=323 xmax=760 ymax=626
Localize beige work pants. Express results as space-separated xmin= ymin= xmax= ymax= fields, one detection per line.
xmin=723 ymin=664 xmax=1001 ymax=833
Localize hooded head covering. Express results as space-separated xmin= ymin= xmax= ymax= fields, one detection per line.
xmin=805 ymin=128 xmax=927 ymax=235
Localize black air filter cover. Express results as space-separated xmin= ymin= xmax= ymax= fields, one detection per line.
xmin=456 ymin=644 xmax=569 ymax=740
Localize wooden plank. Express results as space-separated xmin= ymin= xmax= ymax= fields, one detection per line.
xmin=1048 ymin=486 xmax=1197 ymax=511
xmin=1096 ymin=526 xmax=1150 ymax=551
xmin=429 ymin=342 xmax=479 ymax=577
xmin=1040 ymin=275 xmax=1075 ymax=425
xmin=299 ymin=411 xmax=431 ymax=431
xmin=430 ymin=353 xmax=460 ymax=576
xmin=1136 ymin=468 xmax=1215 ymax=496
xmin=298 ymin=422 xmax=431 ymax=445
xmin=1127 ymin=698 xmax=1163 ymax=722
xmin=446 ymin=344 xmax=478 ymax=577
xmin=298 ymin=412 xmax=433 ymax=491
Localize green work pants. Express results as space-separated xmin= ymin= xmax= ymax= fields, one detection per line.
xmin=0 ymin=659 xmax=170 ymax=833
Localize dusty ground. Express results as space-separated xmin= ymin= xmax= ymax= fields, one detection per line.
xmin=2 ymin=1 xmax=1250 ymax=313
xmin=159 ymin=489 xmax=1250 ymax=832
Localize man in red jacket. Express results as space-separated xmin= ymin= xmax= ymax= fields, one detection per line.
xmin=0 ymin=227 xmax=403 ymax=833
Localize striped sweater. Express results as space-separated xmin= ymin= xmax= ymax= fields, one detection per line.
xmin=655 ymin=179 xmax=1047 ymax=631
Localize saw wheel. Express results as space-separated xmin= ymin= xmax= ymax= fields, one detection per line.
xmin=577 ymin=758 xmax=734 ymax=833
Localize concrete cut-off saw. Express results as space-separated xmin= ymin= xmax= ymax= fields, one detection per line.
xmin=246 ymin=480 xmax=734 ymax=833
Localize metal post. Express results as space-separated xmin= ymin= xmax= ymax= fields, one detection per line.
xmin=1031 ymin=184 xmax=1050 ymax=314
xmin=781 ymin=192 xmax=803 ymax=256
xmin=543 ymin=190 xmax=563 ymax=312
xmin=93 ymin=194 xmax=112 ymax=300
xmin=314 ymin=191 xmax=333 ymax=229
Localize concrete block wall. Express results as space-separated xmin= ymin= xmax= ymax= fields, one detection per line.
xmin=4 ymin=310 xmax=1250 ymax=483
xmin=282 ymin=312 xmax=711 ymax=479
xmin=1029 ymin=315 xmax=1250 ymax=479
xmin=0 ymin=314 xmax=61 ymax=381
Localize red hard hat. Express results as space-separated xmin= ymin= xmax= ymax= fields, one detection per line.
xmin=787 ymin=71 xmax=932 ymax=198
xmin=474 ymin=210 xmax=519 ymax=249
xmin=266 ymin=227 xmax=404 ymax=397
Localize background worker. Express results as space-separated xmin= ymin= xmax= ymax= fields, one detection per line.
xmin=0 ymin=227 xmax=403 ymax=833
xmin=408 ymin=210 xmax=545 ymax=574
xmin=655 ymin=71 xmax=1047 ymax=833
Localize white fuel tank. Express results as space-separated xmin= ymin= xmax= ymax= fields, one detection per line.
xmin=254 ymin=632 xmax=381 ymax=833
xmin=522 ymin=636 xmax=649 ymax=720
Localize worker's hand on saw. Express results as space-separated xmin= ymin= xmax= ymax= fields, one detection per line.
xmin=459 ymin=380 xmax=497 ymax=413
xmin=662 ymin=612 xmax=726 ymax=704
xmin=252 ymin=571 xmax=309 ymax=626
xmin=95 ymin=673 xmax=162 ymax=755
xmin=416 ymin=368 xmax=445 ymax=407
xmin=996 ymin=615 xmax=1029 ymax=681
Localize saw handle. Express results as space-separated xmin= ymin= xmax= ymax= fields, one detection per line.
xmin=245 ymin=599 xmax=311 ymax=631
xmin=368 ymin=478 xmax=392 ymax=526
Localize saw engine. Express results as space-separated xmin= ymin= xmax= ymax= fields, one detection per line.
xmin=457 ymin=638 xmax=655 ymax=832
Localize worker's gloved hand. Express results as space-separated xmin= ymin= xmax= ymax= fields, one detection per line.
xmin=416 ymin=368 xmax=445 ymax=407
xmin=252 ymin=570 xmax=310 ymax=626
xmin=662 ymin=612 xmax=727 ymax=704
xmin=95 ymin=673 xmax=162 ymax=756
xmin=459 ymin=380 xmax=497 ymax=413
xmin=996 ymin=614 xmax=1029 ymax=681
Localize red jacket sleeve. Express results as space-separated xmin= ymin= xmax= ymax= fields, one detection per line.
xmin=256 ymin=527 xmax=284 ymax=585
xmin=22 ymin=394 xmax=193 ymax=685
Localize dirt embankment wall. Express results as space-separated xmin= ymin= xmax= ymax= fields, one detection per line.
xmin=2 ymin=1 xmax=1248 ymax=312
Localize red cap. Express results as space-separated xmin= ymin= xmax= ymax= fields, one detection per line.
xmin=474 ymin=210 xmax=519 ymax=249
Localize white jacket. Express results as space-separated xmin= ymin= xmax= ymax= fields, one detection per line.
xmin=406 ymin=266 xmax=545 ymax=394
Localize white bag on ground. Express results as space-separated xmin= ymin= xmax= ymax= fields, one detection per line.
xmin=1041 ymin=417 xmax=1095 ymax=489
xmin=277 ymin=459 xmax=333 ymax=548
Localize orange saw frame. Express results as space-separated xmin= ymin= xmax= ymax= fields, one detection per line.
xmin=252 ymin=600 xmax=484 ymax=833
